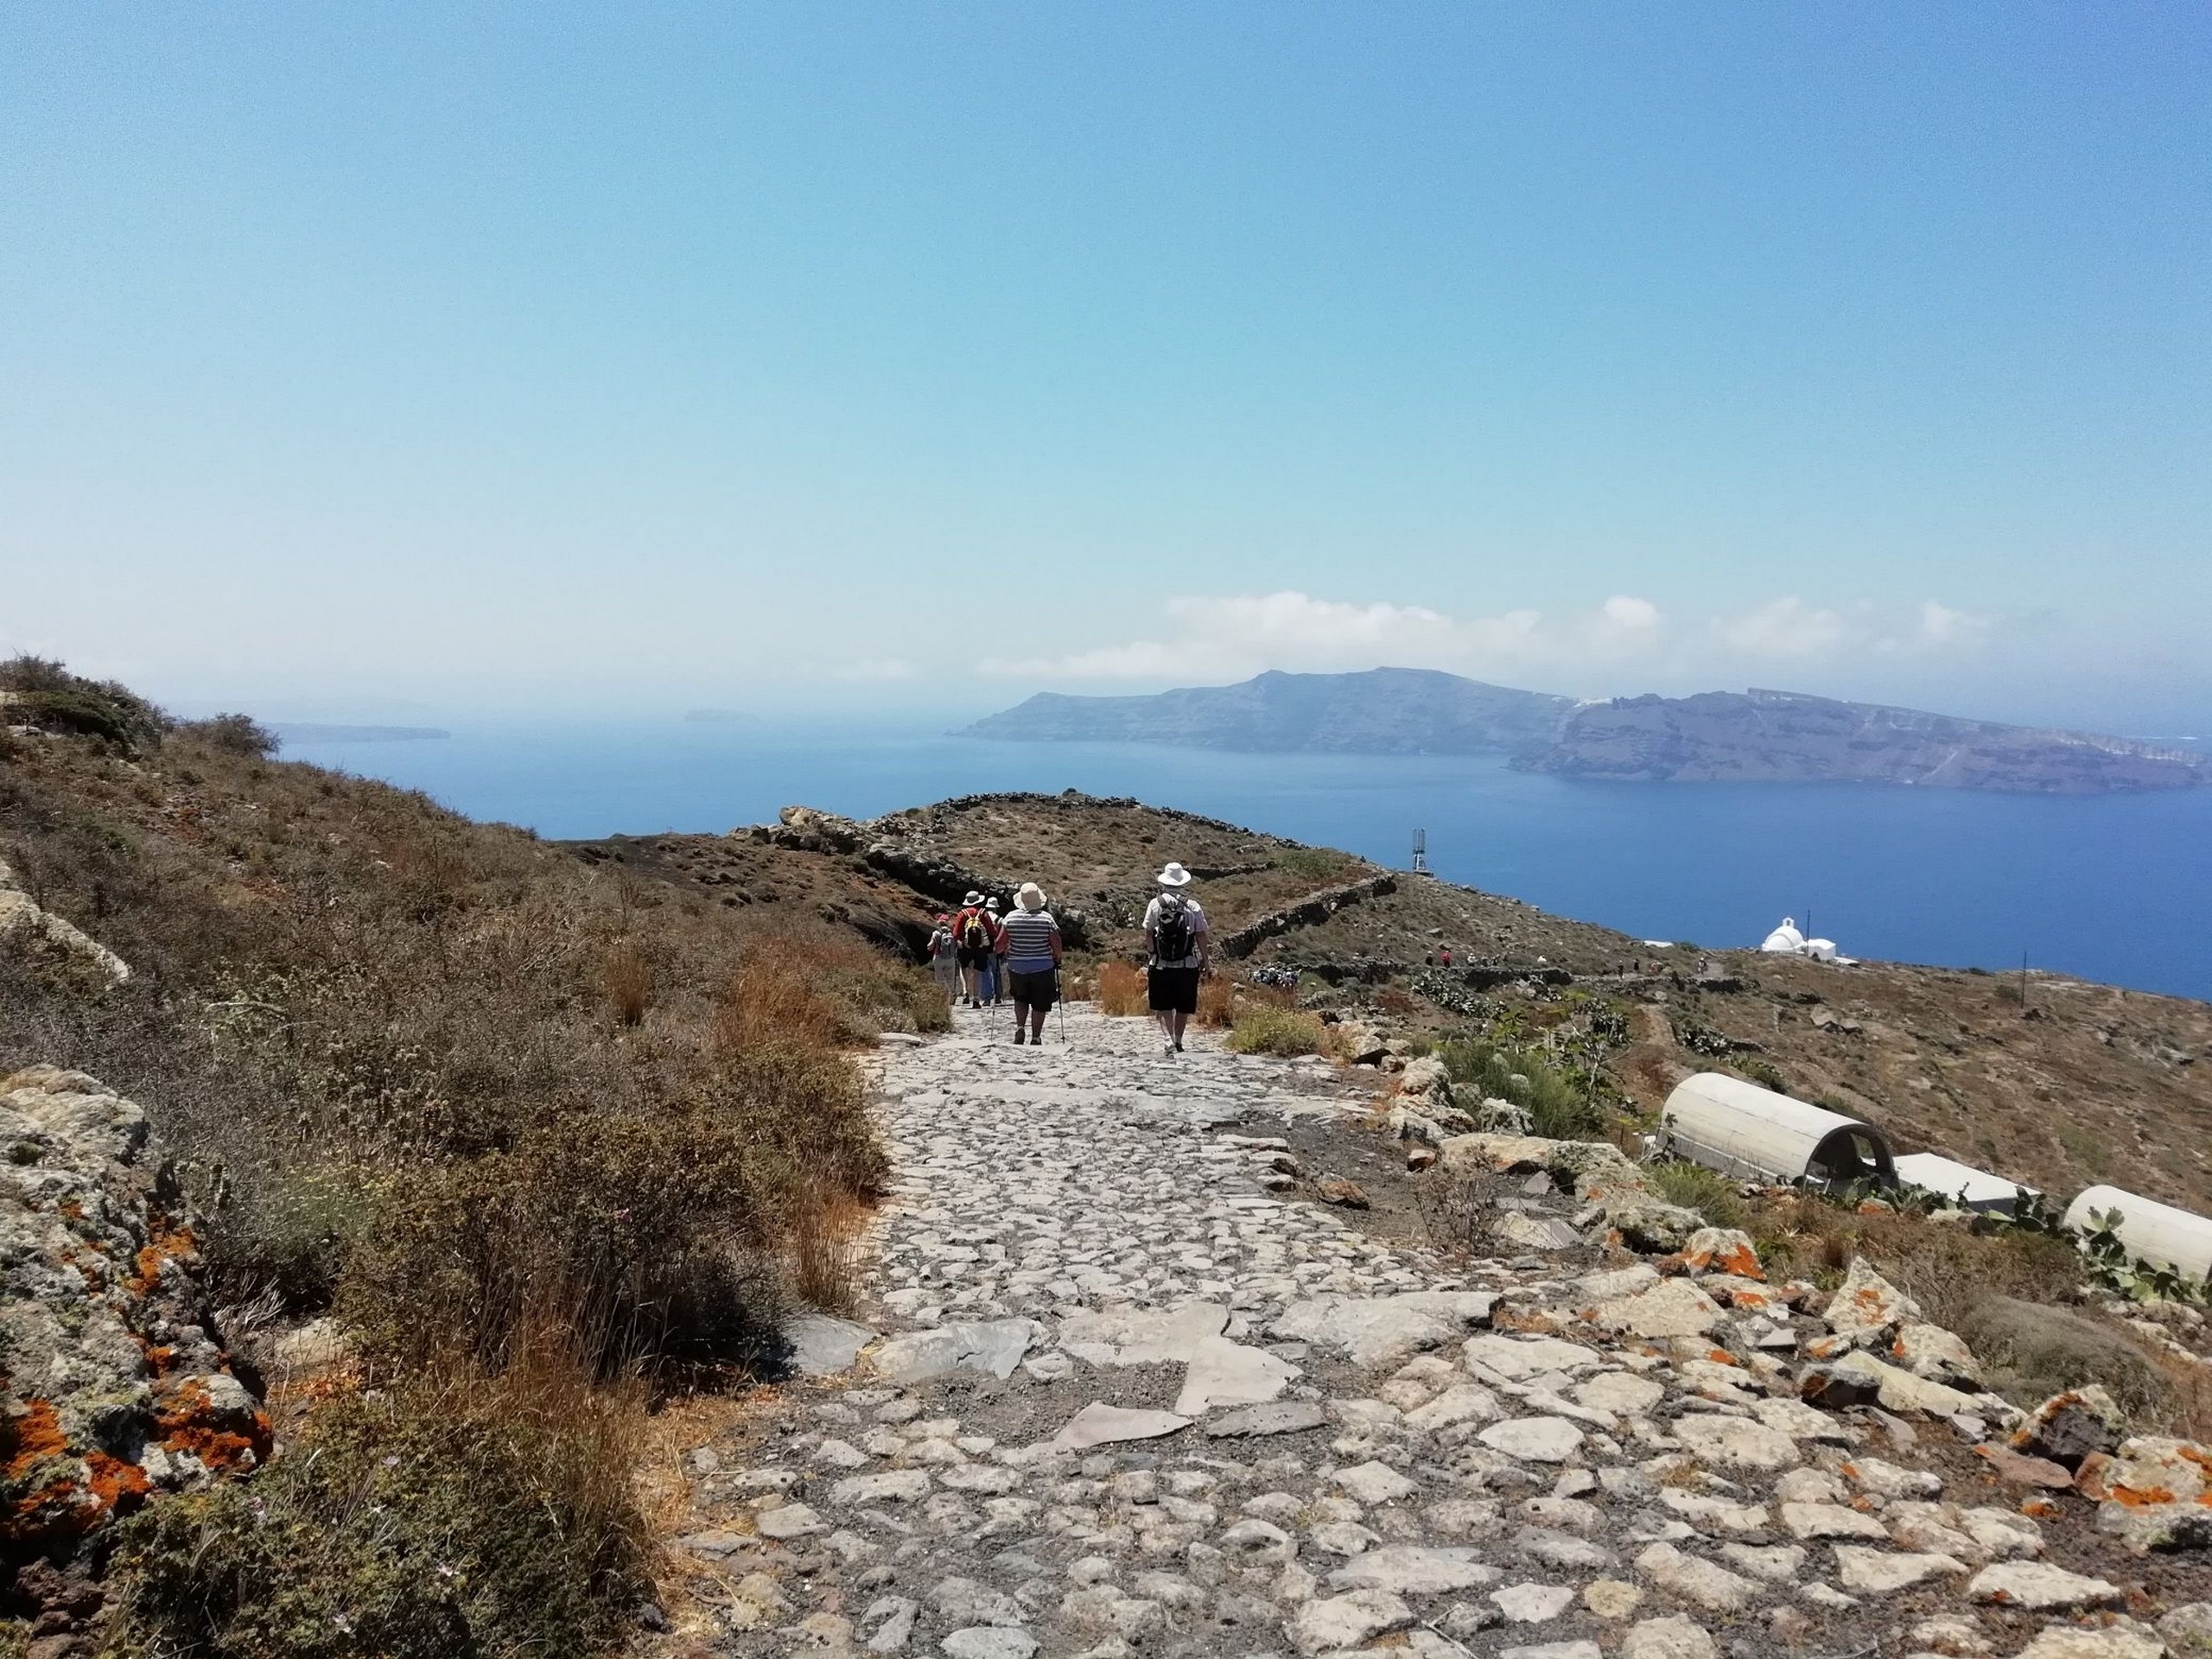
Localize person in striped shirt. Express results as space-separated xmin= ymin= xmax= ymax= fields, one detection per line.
xmin=1001 ymin=882 xmax=1064 ymax=1045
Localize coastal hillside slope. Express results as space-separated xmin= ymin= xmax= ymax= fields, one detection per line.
xmin=969 ymin=669 xmax=2209 ymax=794
xmin=601 ymin=789 xmax=2212 ymax=1214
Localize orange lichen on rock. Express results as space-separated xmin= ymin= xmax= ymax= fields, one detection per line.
xmin=155 ymin=1378 xmax=272 ymax=1472
xmin=2 ymin=1401 xmax=99 ymax=1546
xmin=2108 ymin=1482 xmax=2179 ymax=1507
xmin=127 ymin=1224 xmax=197 ymax=1295
xmin=1492 ymin=1305 xmax=1566 ymax=1336
xmin=3 ymin=1398 xmax=70 ymax=1477
xmin=84 ymin=1450 xmax=152 ymax=1513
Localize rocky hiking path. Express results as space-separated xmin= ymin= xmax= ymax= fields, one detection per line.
xmin=660 ymin=1005 xmax=2212 ymax=1659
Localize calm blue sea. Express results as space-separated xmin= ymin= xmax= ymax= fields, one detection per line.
xmin=277 ymin=722 xmax=2212 ymax=1003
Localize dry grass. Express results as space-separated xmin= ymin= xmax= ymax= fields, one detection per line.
xmin=602 ymin=941 xmax=653 ymax=1027
xmin=106 ymin=1306 xmax=650 ymax=1659
xmin=1375 ymin=986 xmax=1418 ymax=1018
xmin=1197 ymin=974 xmax=1238 ymax=1028
xmin=1096 ymin=960 xmax=1147 ymax=1016
xmin=1225 ymin=1003 xmax=1332 ymax=1057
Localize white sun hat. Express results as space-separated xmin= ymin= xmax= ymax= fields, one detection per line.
xmin=1156 ymin=861 xmax=1192 ymax=887
xmin=1017 ymin=882 xmax=1046 ymax=910
xmin=963 ymin=890 xmax=982 ymax=905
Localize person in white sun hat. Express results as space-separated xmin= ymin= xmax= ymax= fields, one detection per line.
xmin=1141 ymin=861 xmax=1210 ymax=1058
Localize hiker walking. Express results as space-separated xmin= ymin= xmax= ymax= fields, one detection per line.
xmin=1142 ymin=861 xmax=1210 ymax=1058
xmin=926 ymin=912 xmax=960 ymax=1001
xmin=951 ymin=891 xmax=995 ymax=1007
xmin=1001 ymin=882 xmax=1063 ymax=1045
xmin=982 ymin=897 xmax=1008 ymax=1005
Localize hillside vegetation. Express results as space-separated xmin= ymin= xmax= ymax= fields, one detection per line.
xmin=0 ymin=659 xmax=943 ymax=1654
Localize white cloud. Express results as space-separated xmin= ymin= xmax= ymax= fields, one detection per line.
xmin=1602 ymin=594 xmax=1662 ymax=631
xmin=1714 ymin=596 xmax=1851 ymax=661
xmin=983 ymin=590 xmax=1643 ymax=683
xmin=984 ymin=588 xmax=1994 ymax=690
xmin=1915 ymin=600 xmax=1990 ymax=647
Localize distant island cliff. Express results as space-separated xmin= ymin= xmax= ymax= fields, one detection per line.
xmin=965 ymin=668 xmax=2209 ymax=795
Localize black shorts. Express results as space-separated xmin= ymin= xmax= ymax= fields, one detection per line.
xmin=1147 ymin=965 xmax=1200 ymax=1014
xmin=957 ymin=946 xmax=990 ymax=969
xmin=1008 ymin=968 xmax=1058 ymax=1009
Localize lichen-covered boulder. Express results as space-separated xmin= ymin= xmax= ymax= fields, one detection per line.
xmin=1 ymin=1066 xmax=270 ymax=1587
xmin=2011 ymin=1386 xmax=2127 ymax=1470
xmin=2077 ymin=1433 xmax=2212 ymax=1553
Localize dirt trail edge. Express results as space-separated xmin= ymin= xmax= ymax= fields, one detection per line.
xmin=659 ymin=1003 xmax=2209 ymax=1659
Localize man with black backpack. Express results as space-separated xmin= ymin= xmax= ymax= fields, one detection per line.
xmin=951 ymin=890 xmax=997 ymax=1007
xmin=1141 ymin=861 xmax=1211 ymax=1058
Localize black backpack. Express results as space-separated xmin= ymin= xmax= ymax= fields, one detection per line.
xmin=1154 ymin=893 xmax=1194 ymax=962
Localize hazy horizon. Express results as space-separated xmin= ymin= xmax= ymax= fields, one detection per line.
xmin=6 ymin=7 xmax=2207 ymax=732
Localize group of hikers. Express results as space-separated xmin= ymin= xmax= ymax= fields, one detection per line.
xmin=925 ymin=860 xmax=1211 ymax=1056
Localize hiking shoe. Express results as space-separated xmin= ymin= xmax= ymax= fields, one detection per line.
xmin=1174 ymin=1039 xmax=1185 ymax=1052
xmin=1163 ymin=1041 xmax=1176 ymax=1058
xmin=1012 ymin=1030 xmax=1025 ymax=1045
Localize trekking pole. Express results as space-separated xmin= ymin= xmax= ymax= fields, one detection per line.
xmin=1056 ymin=969 xmax=1068 ymax=1046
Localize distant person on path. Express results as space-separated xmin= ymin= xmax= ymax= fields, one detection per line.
xmin=1001 ymin=882 xmax=1063 ymax=1044
xmin=982 ymin=897 xmax=1007 ymax=1004
xmin=927 ymin=912 xmax=960 ymax=1001
xmin=952 ymin=891 xmax=995 ymax=1007
xmin=1143 ymin=861 xmax=1211 ymax=1058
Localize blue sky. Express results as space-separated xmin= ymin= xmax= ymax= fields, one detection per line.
xmin=3 ymin=5 xmax=2206 ymax=729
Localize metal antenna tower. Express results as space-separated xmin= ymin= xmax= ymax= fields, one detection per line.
xmin=1411 ymin=829 xmax=1430 ymax=874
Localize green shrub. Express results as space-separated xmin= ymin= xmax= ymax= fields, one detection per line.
xmin=1734 ymin=1058 xmax=1789 ymax=1094
xmin=1226 ymin=1004 xmax=1331 ymax=1057
xmin=1274 ymin=847 xmax=1350 ymax=881
xmin=1434 ymin=1037 xmax=1603 ymax=1141
xmin=1646 ymin=1160 xmax=1750 ymax=1230
xmin=200 ymin=1162 xmax=377 ymax=1313
xmin=0 ymin=656 xmax=168 ymax=749
xmin=102 ymin=1346 xmax=646 ymax=1659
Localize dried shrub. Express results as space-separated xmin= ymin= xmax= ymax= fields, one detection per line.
xmin=601 ymin=941 xmax=653 ymax=1027
xmin=179 ymin=714 xmax=278 ymax=759
xmin=1375 ymin=986 xmax=1417 ymax=1018
xmin=1096 ymin=961 xmax=1147 ymax=1016
xmin=104 ymin=1319 xmax=648 ymax=1659
xmin=718 ymin=932 xmax=946 ymax=1049
xmin=1196 ymin=975 xmax=1238 ymax=1028
xmin=1415 ymin=1173 xmax=1499 ymax=1255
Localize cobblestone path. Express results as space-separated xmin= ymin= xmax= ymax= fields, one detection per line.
xmin=676 ymin=1004 xmax=2205 ymax=1659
